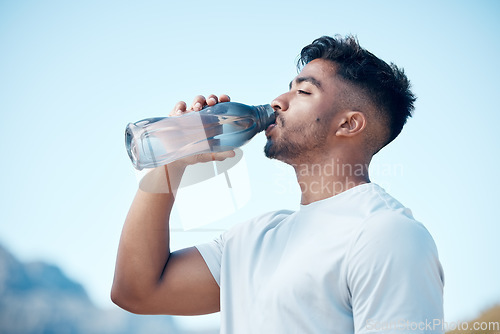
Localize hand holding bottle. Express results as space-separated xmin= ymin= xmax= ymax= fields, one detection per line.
xmin=171 ymin=93 xmax=230 ymax=114
xmin=125 ymin=93 xmax=275 ymax=170
xmin=167 ymin=94 xmax=236 ymax=167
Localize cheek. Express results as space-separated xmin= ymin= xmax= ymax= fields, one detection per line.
xmin=283 ymin=99 xmax=328 ymax=128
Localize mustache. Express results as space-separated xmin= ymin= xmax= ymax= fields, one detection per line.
xmin=275 ymin=112 xmax=284 ymax=127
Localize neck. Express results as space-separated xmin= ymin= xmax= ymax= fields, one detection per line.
xmin=291 ymin=156 xmax=371 ymax=205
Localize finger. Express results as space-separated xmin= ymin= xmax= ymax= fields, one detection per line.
xmin=219 ymin=94 xmax=230 ymax=103
xmin=206 ymin=94 xmax=218 ymax=106
xmin=190 ymin=95 xmax=207 ymax=111
xmin=170 ymin=101 xmax=187 ymax=116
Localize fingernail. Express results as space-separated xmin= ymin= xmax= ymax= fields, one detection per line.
xmin=208 ymin=97 xmax=216 ymax=104
xmin=195 ymin=102 xmax=202 ymax=110
xmin=176 ymin=109 xmax=182 ymax=115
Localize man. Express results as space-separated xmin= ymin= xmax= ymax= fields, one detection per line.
xmin=112 ymin=35 xmax=444 ymax=333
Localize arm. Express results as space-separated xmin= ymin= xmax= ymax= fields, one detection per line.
xmin=111 ymin=94 xmax=234 ymax=315
xmin=348 ymin=213 xmax=444 ymax=333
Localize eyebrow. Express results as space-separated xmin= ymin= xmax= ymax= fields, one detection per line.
xmin=289 ymin=76 xmax=323 ymax=90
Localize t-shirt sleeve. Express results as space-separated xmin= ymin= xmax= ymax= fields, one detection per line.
xmin=346 ymin=210 xmax=444 ymax=333
xmin=195 ymin=233 xmax=225 ymax=286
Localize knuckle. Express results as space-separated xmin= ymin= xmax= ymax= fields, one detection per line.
xmin=191 ymin=95 xmax=206 ymax=110
xmin=207 ymin=94 xmax=218 ymax=105
xmin=170 ymin=101 xmax=187 ymax=116
xmin=193 ymin=95 xmax=206 ymax=103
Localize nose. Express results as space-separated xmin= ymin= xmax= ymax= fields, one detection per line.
xmin=271 ymin=92 xmax=289 ymax=112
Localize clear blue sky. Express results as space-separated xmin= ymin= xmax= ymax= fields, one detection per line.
xmin=1 ymin=0 xmax=499 ymax=329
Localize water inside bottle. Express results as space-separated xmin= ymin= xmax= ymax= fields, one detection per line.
xmin=126 ymin=113 xmax=259 ymax=170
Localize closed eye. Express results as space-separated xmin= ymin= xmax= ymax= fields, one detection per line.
xmin=298 ymin=90 xmax=311 ymax=95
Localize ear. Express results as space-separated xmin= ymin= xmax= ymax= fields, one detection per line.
xmin=335 ymin=111 xmax=366 ymax=138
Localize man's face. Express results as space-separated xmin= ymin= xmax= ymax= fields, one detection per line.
xmin=264 ymin=59 xmax=343 ymax=163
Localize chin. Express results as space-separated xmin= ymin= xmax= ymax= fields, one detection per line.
xmin=264 ymin=139 xmax=285 ymax=160
xmin=264 ymin=140 xmax=295 ymax=165
xmin=264 ymin=140 xmax=276 ymax=159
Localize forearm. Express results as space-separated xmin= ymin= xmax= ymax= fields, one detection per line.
xmin=112 ymin=94 xmax=233 ymax=314
xmin=111 ymin=164 xmax=185 ymax=304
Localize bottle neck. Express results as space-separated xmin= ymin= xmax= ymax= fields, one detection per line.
xmin=254 ymin=104 xmax=276 ymax=132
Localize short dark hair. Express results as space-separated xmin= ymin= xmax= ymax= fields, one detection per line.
xmin=298 ymin=35 xmax=416 ymax=149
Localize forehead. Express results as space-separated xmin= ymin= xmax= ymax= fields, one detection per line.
xmin=297 ymin=58 xmax=338 ymax=84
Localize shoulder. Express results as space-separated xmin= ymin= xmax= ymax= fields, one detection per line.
xmin=355 ymin=208 xmax=438 ymax=257
xmin=346 ymin=207 xmax=444 ymax=287
xmin=347 ymin=209 xmax=445 ymax=329
xmin=225 ymin=208 xmax=294 ymax=239
xmin=200 ymin=208 xmax=294 ymax=255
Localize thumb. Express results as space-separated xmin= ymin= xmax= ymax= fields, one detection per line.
xmin=211 ymin=150 xmax=236 ymax=161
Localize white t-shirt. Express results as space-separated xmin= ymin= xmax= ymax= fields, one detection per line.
xmin=196 ymin=183 xmax=444 ymax=333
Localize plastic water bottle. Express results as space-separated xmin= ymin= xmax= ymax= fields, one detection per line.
xmin=125 ymin=102 xmax=275 ymax=170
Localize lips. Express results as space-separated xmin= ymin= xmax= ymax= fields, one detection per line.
xmin=265 ymin=123 xmax=276 ymax=137
xmin=265 ymin=113 xmax=280 ymax=137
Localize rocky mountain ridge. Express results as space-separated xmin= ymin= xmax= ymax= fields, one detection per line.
xmin=0 ymin=244 xmax=216 ymax=334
